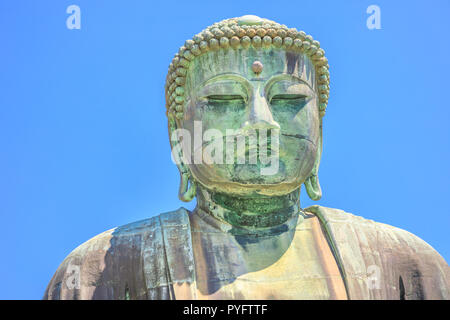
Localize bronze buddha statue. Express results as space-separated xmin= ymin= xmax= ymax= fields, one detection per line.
xmin=44 ymin=15 xmax=449 ymax=300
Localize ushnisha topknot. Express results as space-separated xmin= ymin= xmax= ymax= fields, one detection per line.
xmin=165 ymin=15 xmax=330 ymax=119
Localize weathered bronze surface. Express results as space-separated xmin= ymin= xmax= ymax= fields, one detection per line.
xmin=44 ymin=15 xmax=449 ymax=300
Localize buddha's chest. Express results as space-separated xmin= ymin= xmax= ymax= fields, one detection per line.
xmin=189 ymin=215 xmax=347 ymax=300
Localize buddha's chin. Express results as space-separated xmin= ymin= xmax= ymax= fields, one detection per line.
xmin=198 ymin=179 xmax=302 ymax=198
xmin=191 ymin=165 xmax=305 ymax=197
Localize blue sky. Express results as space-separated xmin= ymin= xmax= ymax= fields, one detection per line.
xmin=1 ymin=0 xmax=449 ymax=299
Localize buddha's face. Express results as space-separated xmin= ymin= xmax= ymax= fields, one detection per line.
xmin=179 ymin=47 xmax=320 ymax=197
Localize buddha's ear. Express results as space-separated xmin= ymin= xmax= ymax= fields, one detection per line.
xmin=168 ymin=113 xmax=197 ymax=202
xmin=304 ymin=119 xmax=323 ymax=201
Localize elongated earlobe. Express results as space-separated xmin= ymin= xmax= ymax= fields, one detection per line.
xmin=168 ymin=113 xmax=197 ymax=202
xmin=304 ymin=120 xmax=323 ymax=201
xmin=179 ymin=172 xmax=197 ymax=202
xmin=305 ymin=173 xmax=322 ymax=201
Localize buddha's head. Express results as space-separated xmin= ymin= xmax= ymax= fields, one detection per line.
xmin=165 ymin=15 xmax=329 ymax=201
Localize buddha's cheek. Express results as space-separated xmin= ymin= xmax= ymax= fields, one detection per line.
xmin=279 ymin=138 xmax=317 ymax=184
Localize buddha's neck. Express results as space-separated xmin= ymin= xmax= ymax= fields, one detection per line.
xmin=195 ymin=186 xmax=302 ymax=230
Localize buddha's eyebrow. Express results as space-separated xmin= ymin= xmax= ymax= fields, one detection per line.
xmin=265 ymin=74 xmax=313 ymax=91
xmin=200 ymin=74 xmax=250 ymax=88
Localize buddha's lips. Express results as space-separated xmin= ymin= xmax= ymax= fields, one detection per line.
xmin=199 ymin=135 xmax=277 ymax=152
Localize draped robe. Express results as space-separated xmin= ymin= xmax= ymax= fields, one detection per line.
xmin=43 ymin=205 xmax=449 ymax=300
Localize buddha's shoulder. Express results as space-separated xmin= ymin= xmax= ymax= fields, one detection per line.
xmin=306 ymin=205 xmax=449 ymax=299
xmin=305 ymin=204 xmax=446 ymax=261
xmin=64 ymin=207 xmax=191 ymax=257
xmin=44 ymin=207 xmax=191 ymax=299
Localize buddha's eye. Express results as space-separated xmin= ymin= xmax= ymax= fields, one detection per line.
xmin=207 ymin=95 xmax=245 ymax=102
xmin=206 ymin=95 xmax=246 ymax=111
xmin=270 ymin=94 xmax=307 ymax=103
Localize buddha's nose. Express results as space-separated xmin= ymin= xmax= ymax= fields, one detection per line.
xmin=241 ymin=89 xmax=280 ymax=132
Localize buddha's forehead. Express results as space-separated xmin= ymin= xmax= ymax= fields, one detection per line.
xmin=186 ymin=48 xmax=316 ymax=91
